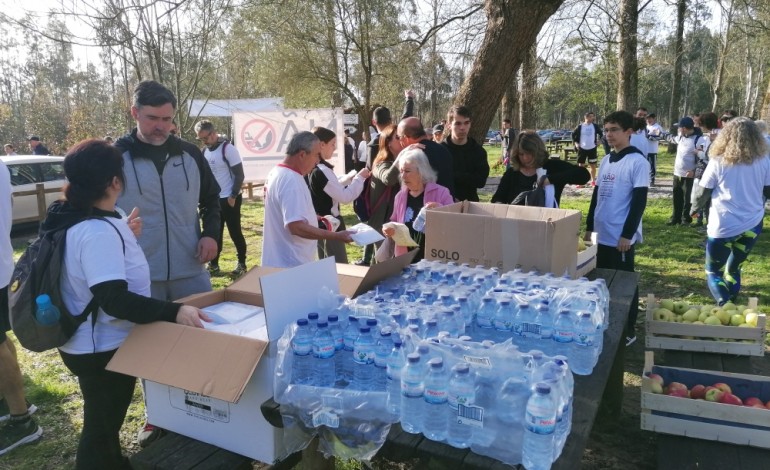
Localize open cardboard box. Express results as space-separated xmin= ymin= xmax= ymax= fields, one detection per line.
xmin=425 ymin=202 xmax=586 ymax=277
xmin=106 ymin=253 xmax=415 ymax=463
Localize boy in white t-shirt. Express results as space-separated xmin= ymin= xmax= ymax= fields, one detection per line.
xmin=585 ymin=110 xmax=650 ymax=346
xmin=645 ymin=114 xmax=664 ymax=185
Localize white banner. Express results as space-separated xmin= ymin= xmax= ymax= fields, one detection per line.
xmin=232 ymin=108 xmax=346 ymax=183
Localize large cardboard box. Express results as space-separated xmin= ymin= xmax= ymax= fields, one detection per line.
xmin=425 ymin=202 xmax=584 ymax=277
xmin=106 ymin=255 xmax=414 ymax=463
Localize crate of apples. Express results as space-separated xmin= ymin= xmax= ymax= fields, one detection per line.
xmin=647 ymin=374 xmax=768 ymax=409
xmin=645 ymin=294 xmax=766 ymax=356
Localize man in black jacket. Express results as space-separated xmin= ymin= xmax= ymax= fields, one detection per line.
xmin=442 ymin=106 xmax=489 ymax=202
xmin=396 ymin=117 xmax=455 ymax=197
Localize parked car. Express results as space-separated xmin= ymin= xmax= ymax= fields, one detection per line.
xmin=1 ymin=155 xmax=66 ymax=226
xmin=485 ymin=130 xmax=502 ymax=145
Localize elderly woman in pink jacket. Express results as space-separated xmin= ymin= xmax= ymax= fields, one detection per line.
xmin=382 ymin=147 xmax=454 ymax=260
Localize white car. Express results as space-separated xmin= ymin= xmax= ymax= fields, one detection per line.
xmin=1 ymin=155 xmax=66 ymax=226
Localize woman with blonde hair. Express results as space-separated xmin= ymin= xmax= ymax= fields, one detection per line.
xmin=691 ymin=117 xmax=770 ymax=305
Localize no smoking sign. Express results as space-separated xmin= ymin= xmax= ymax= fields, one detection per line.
xmin=240 ymin=119 xmax=276 ymax=154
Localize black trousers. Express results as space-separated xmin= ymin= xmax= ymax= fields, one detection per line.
xmin=672 ymin=176 xmax=694 ymax=224
xmin=59 ymin=349 xmax=135 ymax=470
xmin=597 ymin=243 xmax=639 ymax=337
xmin=214 ymin=195 xmax=247 ymax=265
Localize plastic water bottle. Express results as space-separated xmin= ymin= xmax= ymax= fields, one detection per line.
xmin=457 ymin=296 xmax=473 ymax=327
xmin=475 ymin=296 xmax=496 ymax=339
xmin=552 ymin=309 xmax=575 ymax=358
xmin=422 ymin=357 xmax=449 ymax=441
xmin=307 ymin=312 xmax=320 ymax=333
xmin=387 ymin=339 xmax=406 ymax=416
xmin=291 ymin=319 xmax=313 ymax=385
xmin=522 ymin=383 xmax=558 ymax=470
xmin=413 ymin=206 xmax=427 ymax=232
xmin=35 ymin=294 xmax=61 ymax=326
xmin=400 ymin=353 xmax=425 ymax=434
xmin=424 ymin=318 xmax=439 ymax=339
xmin=535 ymin=303 xmax=554 ymax=355
xmin=519 ymin=302 xmax=539 ymax=351
xmin=374 ymin=328 xmax=394 ymax=391
xmin=553 ymin=356 xmax=574 ymax=455
xmin=312 ymin=321 xmax=336 ymax=387
xmin=495 ymin=376 xmax=529 ymax=463
xmin=492 ymin=299 xmax=513 ymax=343
xmin=572 ymin=312 xmax=597 ymax=375
xmin=352 ymin=326 xmax=376 ymax=390
xmin=471 ymin=367 xmax=498 ymax=449
xmin=447 ymin=362 xmax=475 ymax=449
xmin=341 ymin=316 xmax=359 ymax=383
xmin=327 ymin=314 xmax=345 ymax=386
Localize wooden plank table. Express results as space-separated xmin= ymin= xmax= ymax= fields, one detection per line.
xmin=261 ymin=268 xmax=639 ymax=469
xmin=656 ymin=350 xmax=770 ymax=470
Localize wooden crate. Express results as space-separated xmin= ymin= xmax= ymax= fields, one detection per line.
xmin=644 ymin=294 xmax=766 ymax=356
xmin=641 ymin=351 xmax=770 ymax=448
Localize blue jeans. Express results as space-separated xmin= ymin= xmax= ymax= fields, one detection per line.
xmin=705 ymin=221 xmax=763 ymax=305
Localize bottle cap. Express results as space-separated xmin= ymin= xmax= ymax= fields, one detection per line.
xmin=36 ymin=294 xmax=52 ymax=308
xmin=453 ymin=362 xmax=470 ymax=374
xmin=359 ymin=326 xmax=370 ymax=333
xmin=366 ymin=319 xmax=378 ymax=326
xmin=428 ymin=357 xmax=443 ymax=368
xmin=407 ymin=353 xmax=420 ymax=363
xmin=535 ymin=383 xmax=551 ymax=394
xmin=317 ymin=321 xmax=328 ymax=328
xmin=348 ymin=315 xmax=358 ymax=323
xmin=308 ymin=312 xmax=319 ymax=320
xmin=328 ymin=314 xmax=338 ymax=322
xmin=297 ymin=318 xmax=309 ymax=326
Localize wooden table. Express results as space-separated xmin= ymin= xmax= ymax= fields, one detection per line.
xmin=656 ymin=350 xmax=770 ymax=469
xmin=260 ymin=268 xmax=639 ymax=469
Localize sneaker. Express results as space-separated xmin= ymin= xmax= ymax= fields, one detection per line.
xmin=207 ymin=263 xmax=221 ymax=276
xmin=353 ymin=259 xmax=370 ymax=267
xmin=231 ymin=263 xmax=247 ymax=277
xmin=0 ymin=416 xmax=43 ymax=456
xmin=137 ymin=423 xmax=164 ymax=448
xmin=625 ymin=335 xmax=637 ymax=347
xmin=0 ymin=400 xmax=37 ymax=423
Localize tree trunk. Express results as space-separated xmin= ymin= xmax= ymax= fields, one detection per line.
xmin=453 ymin=0 xmax=564 ymax=143
xmin=520 ymin=42 xmax=538 ymax=129
xmin=668 ymin=0 xmax=686 ymax=128
xmin=616 ymin=0 xmax=639 ymax=111
xmin=761 ymin=76 xmax=770 ymax=121
xmin=501 ymin=66 xmax=520 ymax=128
xmin=712 ymin=0 xmax=734 ymax=112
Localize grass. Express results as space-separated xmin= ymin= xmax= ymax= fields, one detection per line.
xmin=4 ymin=147 xmax=770 ymax=469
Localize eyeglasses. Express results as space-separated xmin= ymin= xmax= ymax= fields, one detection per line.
xmin=603 ymin=127 xmax=622 ymax=133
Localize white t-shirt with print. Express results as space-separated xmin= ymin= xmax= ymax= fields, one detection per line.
xmin=59 ymin=217 xmax=151 ymax=354
xmin=594 ymin=150 xmax=650 ymax=246
xmin=261 ymin=165 xmax=318 ymax=268
xmin=579 ymin=124 xmax=597 ymax=150
xmin=700 ymin=156 xmax=770 ymax=239
xmin=0 ymin=161 xmax=12 ymax=287
xmin=204 ymin=141 xmax=243 ymax=199
xmin=646 ymin=122 xmax=664 ymax=153
xmin=674 ymin=133 xmax=700 ymax=177
xmin=630 ymin=132 xmax=648 ymax=158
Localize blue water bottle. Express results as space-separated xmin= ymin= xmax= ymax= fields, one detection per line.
xmin=291 ymin=319 xmax=313 ymax=385
xmin=351 ymin=326 xmax=376 ymax=391
xmin=35 ymin=294 xmax=61 ymax=326
xmin=522 ymin=383 xmax=558 ymax=470
xmin=447 ymin=362 xmax=475 ymax=448
xmin=312 ymin=321 xmax=336 ymax=387
xmin=572 ymin=312 xmax=597 ymax=375
xmin=400 ymin=353 xmax=425 ymax=434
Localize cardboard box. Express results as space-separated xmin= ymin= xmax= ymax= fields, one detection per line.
xmin=644 ymin=294 xmax=765 ymax=357
xmin=641 ymin=351 xmax=770 ymax=448
xmin=576 ymin=232 xmax=598 ymax=278
xmin=425 ymin=202 xmax=584 ymax=277
xmin=107 ymin=256 xmax=414 ymax=463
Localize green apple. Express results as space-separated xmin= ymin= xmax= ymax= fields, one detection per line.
xmin=738 ymin=323 xmax=753 ymax=328
xmin=701 ymin=305 xmax=712 ymax=314
xmin=730 ymin=313 xmax=745 ymax=326
xmin=745 ymin=312 xmax=759 ymax=327
xmin=682 ymin=309 xmax=700 ymax=322
xmin=654 ymin=308 xmax=673 ymax=322
xmin=693 ymin=321 xmax=704 ymax=325
xmin=709 ymin=307 xmax=723 ymax=316
xmin=698 ymin=311 xmax=710 ymax=322
xmin=660 ymin=299 xmax=675 ymax=311
xmin=673 ymin=301 xmax=689 ymax=315
xmin=704 ymin=316 xmax=722 ymax=326
xmin=722 ymin=301 xmax=737 ymax=311
xmin=716 ymin=310 xmax=731 ymax=325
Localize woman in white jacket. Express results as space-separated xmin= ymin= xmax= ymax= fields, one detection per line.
xmin=307 ymin=127 xmax=370 ymax=263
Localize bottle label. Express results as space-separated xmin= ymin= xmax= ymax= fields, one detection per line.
xmin=512 ymin=321 xmax=524 ymax=336
xmin=540 ymin=326 xmax=553 ymax=340
xmin=525 ymin=411 xmax=556 ymax=435
xmin=314 ymin=343 xmax=335 ymax=359
xmin=353 ymin=345 xmax=373 ymax=364
xmin=462 ymin=355 xmax=492 ymax=368
xmin=424 ymin=387 xmax=448 ymax=404
xmin=553 ymin=330 xmax=573 ymax=343
xmin=292 ymin=338 xmax=312 ymax=355
xmin=448 ymin=390 xmax=473 ymax=409
xmin=575 ymin=331 xmax=594 ymax=347
xmin=401 ymin=378 xmax=424 ymax=397
xmin=312 ymin=407 xmax=340 ymax=428
xmin=333 ymin=336 xmax=344 ymax=350
xmin=457 ymin=404 xmax=484 ymax=427
xmin=523 ymin=322 xmax=541 ymax=338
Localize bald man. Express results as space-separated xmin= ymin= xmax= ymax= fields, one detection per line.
xmin=396 ymin=117 xmax=455 ymax=197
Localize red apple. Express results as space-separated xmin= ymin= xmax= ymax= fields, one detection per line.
xmin=751 ymin=404 xmax=768 ymax=410
xmin=690 ymin=384 xmax=707 ymax=400
xmin=718 ymin=392 xmax=743 ymax=406
xmin=705 ymin=388 xmax=724 ymax=402
xmin=713 ymin=383 xmax=732 ymax=394
xmin=666 ymin=382 xmax=689 ymax=397
xmin=647 ymin=373 xmax=664 ymax=386
xmin=744 ymin=397 xmax=764 ymax=408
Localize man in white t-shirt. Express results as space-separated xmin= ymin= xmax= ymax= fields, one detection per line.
xmin=195 ymin=120 xmax=248 ymax=277
xmin=645 ymin=114 xmax=664 ymax=185
xmin=571 ymin=112 xmax=603 ymax=186
xmin=585 ymin=110 xmax=650 ymax=346
xmin=261 ymin=132 xmax=354 ymax=268
xmin=669 ymin=116 xmax=700 ymax=226
xmin=0 ymin=160 xmax=42 ymax=455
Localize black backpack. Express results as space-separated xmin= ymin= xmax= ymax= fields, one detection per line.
xmin=8 ymin=217 xmax=124 ymax=352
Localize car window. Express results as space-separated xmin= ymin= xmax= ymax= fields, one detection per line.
xmin=7 ymin=164 xmax=38 ymax=186
xmin=41 ymin=162 xmax=65 ymax=182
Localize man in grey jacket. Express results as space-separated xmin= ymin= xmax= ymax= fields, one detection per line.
xmin=115 ymin=80 xmax=221 ymax=446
